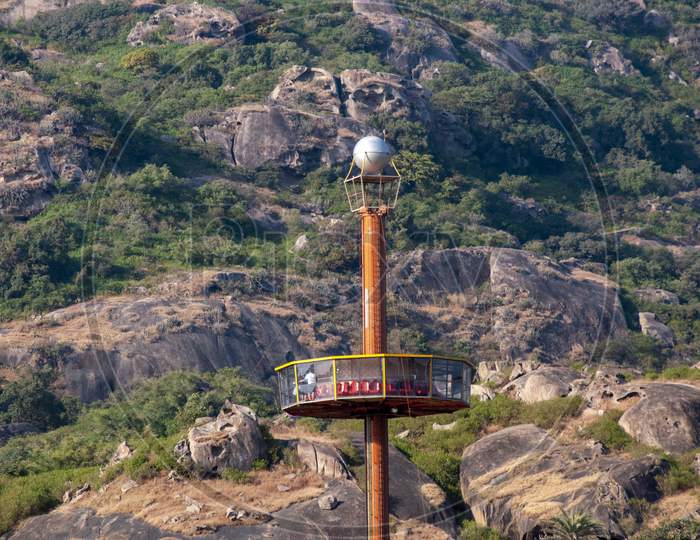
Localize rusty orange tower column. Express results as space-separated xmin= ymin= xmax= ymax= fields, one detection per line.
xmin=361 ymin=207 xmax=390 ymax=539
xmin=275 ymin=136 xmax=474 ymax=539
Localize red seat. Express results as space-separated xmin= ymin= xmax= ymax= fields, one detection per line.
xmin=337 ymin=381 xmax=347 ymax=396
xmin=347 ymin=380 xmax=360 ymax=396
xmin=369 ymin=379 xmax=382 ymax=395
xmin=317 ymin=383 xmax=330 ymax=398
xmin=360 ymin=380 xmax=370 ymax=395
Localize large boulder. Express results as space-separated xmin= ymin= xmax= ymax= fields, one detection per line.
xmin=391 ymin=248 xmax=491 ymax=303
xmin=296 ymin=439 xmax=350 ymax=479
xmin=201 ymin=59 xmax=464 ymax=174
xmin=340 ymin=69 xmax=431 ymax=124
xmin=460 ymin=424 xmax=668 ymax=539
xmin=0 ymin=72 xmax=89 ymax=219
xmin=0 ymin=269 xmax=348 ymax=402
xmin=187 ymin=400 xmax=266 ymax=474
xmin=199 ymin=103 xmax=368 ymax=171
xmin=464 ymin=20 xmax=537 ymax=72
xmin=269 ymin=66 xmax=342 ymax=115
xmin=0 ymin=247 xmax=629 ymax=402
xmin=390 ymin=248 xmax=627 ymax=363
xmin=352 ymin=0 xmax=457 ymax=79
xmin=198 ymin=65 xmax=435 ymax=173
xmin=589 ymin=42 xmax=639 ymax=76
xmin=489 ymin=248 xmax=627 ymax=361
xmin=619 ymin=383 xmax=700 ymax=454
xmin=127 ymin=2 xmax=244 ymax=46
xmin=639 ymin=312 xmax=675 ymax=347
xmin=502 ymin=366 xmax=579 ymax=403
xmin=634 ymin=288 xmax=680 ymax=305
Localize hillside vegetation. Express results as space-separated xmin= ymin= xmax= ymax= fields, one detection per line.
xmin=1 ymin=0 xmax=700 ymax=538
xmin=0 ymin=0 xmax=698 ymax=362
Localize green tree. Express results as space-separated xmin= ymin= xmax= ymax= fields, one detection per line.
xmin=544 ymin=509 xmax=605 ymax=540
xmin=615 ymin=159 xmax=662 ymax=195
xmin=0 ymin=369 xmax=71 ymax=430
xmin=0 ymin=39 xmax=30 ymax=68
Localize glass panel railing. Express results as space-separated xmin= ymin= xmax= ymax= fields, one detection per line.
xmin=279 ymin=367 xmax=297 ymax=407
xmin=432 ymin=358 xmax=470 ymax=402
xmin=385 ymin=357 xmax=430 ymax=397
xmin=335 ymin=357 xmax=382 ymax=398
xmin=278 ymin=355 xmax=472 ymax=408
xmin=296 ymin=360 xmax=334 ymax=402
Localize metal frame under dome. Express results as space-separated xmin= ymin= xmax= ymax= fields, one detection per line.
xmin=343 ymin=158 xmax=402 ymax=213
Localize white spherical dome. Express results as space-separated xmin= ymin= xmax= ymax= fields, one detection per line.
xmin=353 ymin=136 xmax=394 ymax=175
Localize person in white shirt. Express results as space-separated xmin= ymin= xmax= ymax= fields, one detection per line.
xmin=298 ymin=369 xmax=317 ymax=398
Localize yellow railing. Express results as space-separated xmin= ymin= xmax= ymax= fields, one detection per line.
xmin=276 ymin=353 xmax=473 ymax=408
xmin=274 ymin=353 xmax=475 ymax=372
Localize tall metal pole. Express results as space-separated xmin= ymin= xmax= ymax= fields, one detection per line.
xmin=360 ymin=207 xmax=390 ymax=540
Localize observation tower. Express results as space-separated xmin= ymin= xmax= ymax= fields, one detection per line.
xmin=275 ymin=136 xmax=474 ymax=539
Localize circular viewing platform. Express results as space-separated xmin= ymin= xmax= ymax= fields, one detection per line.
xmin=275 ymin=354 xmax=475 ymax=419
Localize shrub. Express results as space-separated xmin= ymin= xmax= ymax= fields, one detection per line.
xmin=337 ymin=17 xmax=387 ymax=52
xmin=0 ymin=39 xmax=30 ymax=68
xmin=658 ymin=366 xmax=700 ymax=381
xmin=221 ymin=468 xmax=250 ymax=484
xmin=659 ymin=458 xmax=699 ymax=496
xmin=0 ymin=369 xmax=77 ymax=430
xmin=579 ymin=410 xmax=633 ymax=450
xmin=30 ymin=1 xmax=131 ymax=52
xmin=543 ymin=509 xmax=605 ymax=540
xmin=0 ymin=467 xmax=98 ymax=535
xmin=628 ymin=498 xmax=651 ymax=523
xmin=461 ymin=520 xmax=504 ymax=540
xmin=186 ymin=62 xmax=223 ymax=89
xmin=523 ymin=395 xmax=584 ymax=429
xmin=637 ymin=519 xmax=700 ymax=540
xmin=410 ymin=450 xmax=461 ymax=497
xmin=120 ymin=48 xmax=160 ymax=73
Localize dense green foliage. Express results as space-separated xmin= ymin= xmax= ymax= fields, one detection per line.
xmin=0 ymin=368 xmax=272 ymax=533
xmin=0 ymin=467 xmax=98 ymax=535
xmin=0 ymin=369 xmax=80 ymax=430
xmin=0 ymin=38 xmax=29 ymax=67
xmin=637 ymin=519 xmax=700 ymax=540
xmin=0 ymin=165 xmax=273 ymax=318
xmin=0 ymin=368 xmax=272 ymax=476
xmin=28 ymin=1 xmax=133 ymax=52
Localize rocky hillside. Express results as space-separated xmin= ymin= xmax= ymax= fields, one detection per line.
xmin=1 ymin=0 xmax=700 ymax=537
xmin=0 ymin=247 xmax=626 ymax=401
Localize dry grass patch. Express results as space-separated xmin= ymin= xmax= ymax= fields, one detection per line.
xmin=73 ymin=466 xmax=324 ymax=535
xmin=640 ymin=489 xmax=700 ymax=530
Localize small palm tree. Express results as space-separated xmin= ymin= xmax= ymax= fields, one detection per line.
xmin=543 ymin=508 xmax=605 ymax=540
